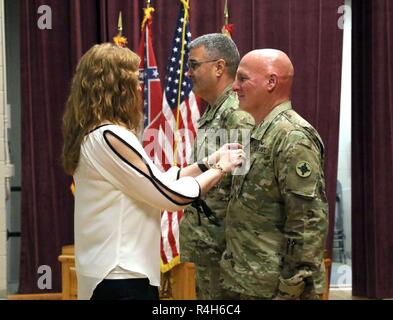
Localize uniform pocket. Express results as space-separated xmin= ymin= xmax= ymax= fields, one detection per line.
xmin=230 ymin=157 xmax=257 ymax=200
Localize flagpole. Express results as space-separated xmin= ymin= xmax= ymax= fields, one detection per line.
xmin=224 ymin=0 xmax=229 ymax=26
xmin=173 ymin=0 xmax=190 ymax=167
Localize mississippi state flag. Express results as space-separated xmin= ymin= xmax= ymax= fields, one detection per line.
xmin=138 ymin=4 xmax=201 ymax=273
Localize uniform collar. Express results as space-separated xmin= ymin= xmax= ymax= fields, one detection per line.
xmin=199 ymin=85 xmax=234 ymax=124
xmin=251 ymin=101 xmax=292 ymax=141
xmin=212 ymin=85 xmax=233 ymax=110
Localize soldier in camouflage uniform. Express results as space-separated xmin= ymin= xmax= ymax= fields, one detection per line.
xmin=220 ymin=49 xmax=328 ymax=299
xmin=179 ymin=34 xmax=254 ymax=299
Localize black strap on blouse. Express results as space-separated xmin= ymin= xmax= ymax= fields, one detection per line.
xmin=191 ymin=199 xmax=221 ymax=227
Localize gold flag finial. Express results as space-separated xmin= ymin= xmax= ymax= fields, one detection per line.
xmin=118 ymin=11 xmax=123 ymax=36
xmin=113 ymin=11 xmax=128 ymax=47
xmin=141 ymin=2 xmax=155 ymax=31
xmin=224 ymin=0 xmax=229 ymax=26
xmin=222 ymin=0 xmax=234 ymax=38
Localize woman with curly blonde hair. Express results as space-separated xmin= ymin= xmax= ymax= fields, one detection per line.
xmin=61 ymin=43 xmax=245 ymax=300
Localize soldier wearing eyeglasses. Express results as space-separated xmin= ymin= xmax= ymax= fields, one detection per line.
xmin=179 ymin=33 xmax=254 ymax=300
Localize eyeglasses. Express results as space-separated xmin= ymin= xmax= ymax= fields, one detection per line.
xmin=187 ymin=59 xmax=220 ymax=71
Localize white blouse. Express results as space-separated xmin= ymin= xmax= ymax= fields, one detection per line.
xmin=74 ymin=124 xmax=201 ymax=300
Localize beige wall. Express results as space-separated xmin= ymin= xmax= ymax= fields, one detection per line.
xmin=336 ymin=0 xmax=352 ymax=265
xmin=0 ymin=0 xmax=10 ymax=298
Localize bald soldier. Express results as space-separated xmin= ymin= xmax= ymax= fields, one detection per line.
xmin=220 ymin=49 xmax=329 ymax=299
xmin=179 ymin=34 xmax=254 ymax=299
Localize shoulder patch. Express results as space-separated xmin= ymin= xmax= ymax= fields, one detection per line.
xmin=296 ymin=161 xmax=312 ymax=178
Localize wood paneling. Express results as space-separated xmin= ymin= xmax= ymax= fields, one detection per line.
xmin=58 ymin=245 xmax=196 ymax=300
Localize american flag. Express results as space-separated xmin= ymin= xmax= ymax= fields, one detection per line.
xmin=139 ymin=3 xmax=200 ymax=272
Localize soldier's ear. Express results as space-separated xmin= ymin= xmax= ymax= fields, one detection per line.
xmin=267 ymin=74 xmax=278 ymax=92
xmin=215 ymin=59 xmax=226 ymax=77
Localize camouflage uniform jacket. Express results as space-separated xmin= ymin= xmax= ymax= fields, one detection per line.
xmin=180 ymin=85 xmax=254 ymax=260
xmin=221 ymin=101 xmax=329 ymax=299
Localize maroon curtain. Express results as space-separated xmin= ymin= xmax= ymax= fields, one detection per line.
xmin=352 ymin=0 xmax=393 ymax=298
xmin=20 ymin=0 xmax=342 ymax=293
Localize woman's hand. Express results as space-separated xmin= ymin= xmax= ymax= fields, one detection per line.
xmin=215 ymin=148 xmax=246 ymax=173
xmin=193 ymin=144 xmax=246 ymax=196
xmin=204 ymin=143 xmax=244 ymax=167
